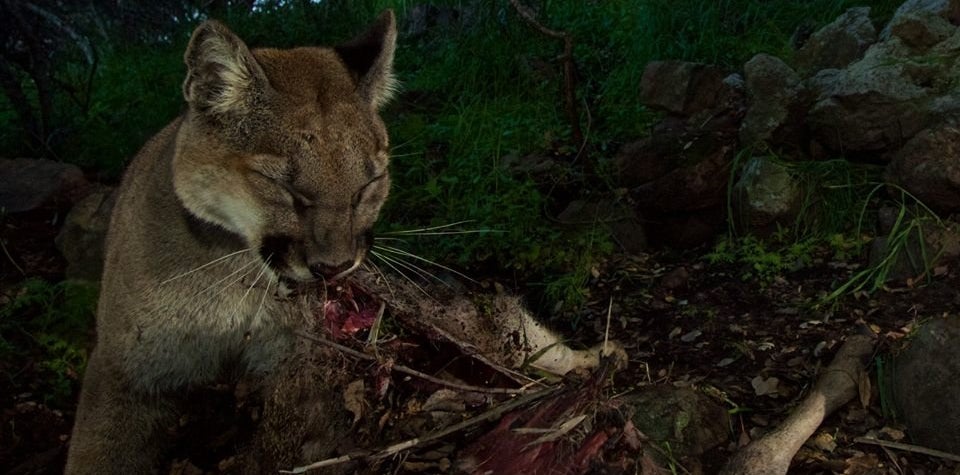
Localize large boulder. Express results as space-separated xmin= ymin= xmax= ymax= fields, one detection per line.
xmin=0 ymin=158 xmax=90 ymax=213
xmin=630 ymin=143 xmax=735 ymax=214
xmin=556 ymin=200 xmax=647 ymax=254
xmin=886 ymin=121 xmax=960 ymax=213
xmin=795 ymin=7 xmax=877 ymax=75
xmin=891 ymin=315 xmax=960 ymax=453
xmin=739 ymin=54 xmax=808 ymax=149
xmin=55 ymin=188 xmax=116 ymax=281
xmin=880 ymin=0 xmax=960 ymax=39
xmin=639 ymin=61 xmax=736 ymax=116
xmin=731 ymin=157 xmax=801 ymax=232
xmin=613 ymin=137 xmax=678 ymax=187
xmin=888 ymin=9 xmax=957 ymax=49
xmin=806 ymin=39 xmax=934 ymax=155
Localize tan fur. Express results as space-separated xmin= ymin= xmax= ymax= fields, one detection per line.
xmin=66 ymin=11 xmax=620 ymax=474
xmin=66 ymin=13 xmax=397 ymax=474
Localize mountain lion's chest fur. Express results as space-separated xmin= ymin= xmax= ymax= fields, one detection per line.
xmin=67 ymin=12 xmax=399 ymax=474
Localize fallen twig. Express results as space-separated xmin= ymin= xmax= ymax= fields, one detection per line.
xmin=281 ymin=385 xmax=562 ymax=474
xmin=854 ymin=437 xmax=960 ymax=463
xmin=296 ymin=330 xmax=528 ymax=395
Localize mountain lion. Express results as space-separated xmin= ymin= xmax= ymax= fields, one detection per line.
xmin=66 ymin=11 xmax=620 ymax=473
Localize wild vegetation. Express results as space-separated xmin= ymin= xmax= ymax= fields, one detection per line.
xmin=1 ymin=0 xmax=930 ymax=453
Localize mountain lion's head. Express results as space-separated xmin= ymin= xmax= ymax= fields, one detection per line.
xmin=172 ymin=12 xmax=396 ymax=283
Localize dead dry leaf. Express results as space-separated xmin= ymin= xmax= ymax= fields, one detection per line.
xmin=810 ymin=431 xmax=837 ymax=452
xmin=751 ymin=375 xmax=780 ymax=397
xmin=343 ymin=379 xmax=366 ymax=424
xmin=857 ymin=370 xmax=871 ymax=409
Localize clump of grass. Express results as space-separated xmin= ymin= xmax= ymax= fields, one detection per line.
xmin=823 ymin=185 xmax=948 ymax=304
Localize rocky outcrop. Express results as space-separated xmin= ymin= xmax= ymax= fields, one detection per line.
xmin=628 ymin=0 xmax=960 ymax=240
xmin=880 ymin=0 xmax=960 ymax=39
xmin=739 ymin=54 xmax=808 ymax=149
xmin=0 ymin=158 xmax=90 ymax=213
xmin=621 ymin=62 xmax=745 ymax=247
xmin=639 ymin=61 xmax=735 ymax=117
xmin=806 ymin=39 xmax=932 ymax=155
xmin=794 ymin=7 xmax=876 ymax=75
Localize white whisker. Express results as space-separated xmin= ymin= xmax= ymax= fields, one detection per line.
xmin=364 ymin=259 xmax=395 ymax=297
xmin=160 ymin=248 xmax=251 ymax=285
xmin=198 ymin=259 xmax=259 ymax=296
xmin=381 ymin=220 xmax=477 ymax=235
xmin=253 ymin=276 xmax=273 ymax=321
xmin=373 ymin=244 xmax=478 ymax=284
xmin=369 ymin=250 xmax=428 ymax=296
xmin=198 ymin=258 xmax=260 ymax=309
xmin=371 ymin=248 xmax=443 ymax=285
xmin=381 ymin=230 xmax=500 ymax=236
xmin=236 ymin=257 xmax=271 ymax=316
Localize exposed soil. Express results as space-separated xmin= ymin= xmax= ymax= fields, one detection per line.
xmin=2 ymin=208 xmax=959 ymax=474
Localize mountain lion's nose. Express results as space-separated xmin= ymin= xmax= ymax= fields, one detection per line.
xmin=310 ymin=261 xmax=353 ymax=280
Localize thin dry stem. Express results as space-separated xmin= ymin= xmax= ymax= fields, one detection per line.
xmin=282 ymin=385 xmax=561 ymax=474
xmin=295 ymin=330 xmax=530 ymax=395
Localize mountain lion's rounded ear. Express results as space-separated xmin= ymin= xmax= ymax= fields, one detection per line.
xmin=335 ymin=10 xmax=398 ymax=109
xmin=182 ymin=20 xmax=268 ymax=116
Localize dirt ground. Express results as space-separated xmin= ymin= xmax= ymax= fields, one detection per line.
xmin=2 ymin=206 xmax=959 ymax=474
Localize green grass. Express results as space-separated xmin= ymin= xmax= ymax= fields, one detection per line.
xmin=0 ymin=279 xmax=98 ymax=406
xmin=0 ymin=0 xmax=906 ymax=314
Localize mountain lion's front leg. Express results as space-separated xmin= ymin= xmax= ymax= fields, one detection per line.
xmin=65 ymin=348 xmax=176 ymax=475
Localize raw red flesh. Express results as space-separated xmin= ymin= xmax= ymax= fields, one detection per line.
xmin=320 ymin=282 xmax=380 ymax=340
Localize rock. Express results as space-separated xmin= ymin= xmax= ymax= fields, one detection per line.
xmin=806 ymin=39 xmax=932 ymax=155
xmin=739 ymin=54 xmax=808 ymax=149
xmin=731 ymin=157 xmax=801 ymax=231
xmin=556 ymin=200 xmax=647 ymax=253
xmin=891 ymin=315 xmax=960 ymax=453
xmin=625 ymin=386 xmax=729 ymax=472
xmin=639 ymin=61 xmax=733 ymax=116
xmin=886 ymin=122 xmax=960 ymax=213
xmin=794 ymin=7 xmax=877 ymax=75
xmin=613 ymin=138 xmax=678 ymax=187
xmin=645 ymin=208 xmax=728 ymax=250
xmin=880 ymin=0 xmax=960 ymax=40
xmin=55 ymin=188 xmax=116 ymax=281
xmin=630 ymin=143 xmax=734 ymax=213
xmin=625 ymin=133 xmax=734 ymax=249
xmin=889 ymin=9 xmax=957 ymax=49
xmin=0 ymin=158 xmax=90 ymax=213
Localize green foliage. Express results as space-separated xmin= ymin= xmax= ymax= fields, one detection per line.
xmin=823 ymin=185 xmax=948 ymax=304
xmin=0 ymin=0 xmax=906 ymax=314
xmin=706 ymin=234 xmax=806 ymax=283
xmin=0 ymin=279 xmax=98 ymax=406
